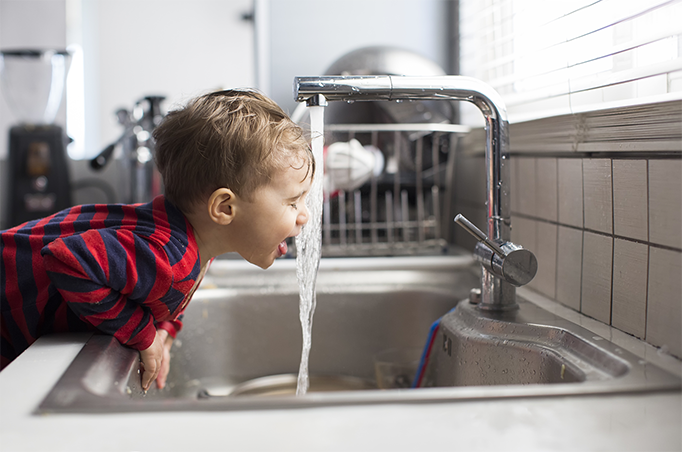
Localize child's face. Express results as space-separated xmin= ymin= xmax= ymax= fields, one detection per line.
xmin=231 ymin=159 xmax=312 ymax=269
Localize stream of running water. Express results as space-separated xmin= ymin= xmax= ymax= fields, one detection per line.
xmin=295 ymin=104 xmax=324 ymax=395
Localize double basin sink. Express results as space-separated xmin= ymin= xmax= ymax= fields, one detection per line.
xmin=37 ymin=255 xmax=681 ymax=413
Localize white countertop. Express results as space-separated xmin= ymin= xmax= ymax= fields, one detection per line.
xmin=1 ymin=286 xmax=681 ymax=452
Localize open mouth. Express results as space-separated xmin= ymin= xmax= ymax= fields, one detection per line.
xmin=277 ymin=240 xmax=288 ymax=257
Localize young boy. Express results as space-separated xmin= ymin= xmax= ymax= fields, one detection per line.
xmin=1 ymin=89 xmax=313 ymax=391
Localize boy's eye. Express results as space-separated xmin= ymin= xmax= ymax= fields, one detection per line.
xmin=291 ymin=203 xmax=298 ymax=210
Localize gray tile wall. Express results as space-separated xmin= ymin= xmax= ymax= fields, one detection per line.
xmin=454 ymin=153 xmax=682 ymax=358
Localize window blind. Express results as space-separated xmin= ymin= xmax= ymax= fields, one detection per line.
xmin=459 ymin=0 xmax=682 ymax=125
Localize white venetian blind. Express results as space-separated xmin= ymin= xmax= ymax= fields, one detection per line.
xmin=459 ymin=0 xmax=682 ymax=125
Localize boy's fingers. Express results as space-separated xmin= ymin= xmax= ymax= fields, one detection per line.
xmin=141 ymin=358 xmax=159 ymax=391
xmin=157 ymin=368 xmax=167 ymax=389
xmin=141 ymin=329 xmax=172 ymax=390
xmin=155 ymin=332 xmax=173 ymax=390
xmin=155 ymin=351 xmax=171 ymax=389
xmin=142 ymin=369 xmax=156 ymax=391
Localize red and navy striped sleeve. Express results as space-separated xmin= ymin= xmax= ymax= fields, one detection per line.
xmin=1 ymin=196 xmax=202 ymax=368
xmin=41 ymin=228 xmax=174 ymax=351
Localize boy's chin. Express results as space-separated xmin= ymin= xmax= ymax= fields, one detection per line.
xmin=244 ymin=254 xmax=276 ymax=270
xmin=257 ymin=260 xmax=275 ymax=270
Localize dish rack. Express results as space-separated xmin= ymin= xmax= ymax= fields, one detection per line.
xmin=317 ymin=123 xmax=469 ymax=257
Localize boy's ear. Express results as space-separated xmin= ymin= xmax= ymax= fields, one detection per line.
xmin=207 ymin=188 xmax=237 ymax=225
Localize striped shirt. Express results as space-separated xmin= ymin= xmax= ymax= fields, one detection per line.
xmin=1 ymin=196 xmax=203 ymax=369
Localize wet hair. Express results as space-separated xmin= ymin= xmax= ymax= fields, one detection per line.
xmin=153 ymin=89 xmax=313 ymax=213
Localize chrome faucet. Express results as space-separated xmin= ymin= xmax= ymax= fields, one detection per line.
xmin=294 ymin=75 xmax=536 ymax=310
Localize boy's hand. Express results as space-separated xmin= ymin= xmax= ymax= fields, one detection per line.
xmin=139 ymin=328 xmax=173 ymax=391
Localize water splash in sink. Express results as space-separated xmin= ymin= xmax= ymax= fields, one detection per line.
xmin=294 ymin=104 xmax=325 ymax=395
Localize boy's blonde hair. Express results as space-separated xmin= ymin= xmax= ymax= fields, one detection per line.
xmin=154 ymin=89 xmax=312 ymax=213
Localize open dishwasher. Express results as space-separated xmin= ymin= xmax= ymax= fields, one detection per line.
xmin=314 ymin=122 xmax=470 ymax=256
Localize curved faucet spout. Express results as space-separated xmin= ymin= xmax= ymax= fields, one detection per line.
xmin=294 ymin=75 xmax=517 ymax=310
xmin=296 ymin=75 xmax=507 ymax=121
xmin=295 ymin=75 xmax=509 ymax=240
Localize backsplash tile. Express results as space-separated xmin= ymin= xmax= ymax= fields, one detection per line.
xmin=509 ymin=155 xmax=519 ymax=214
xmin=511 ymin=215 xmax=537 ymax=254
xmin=536 ymin=158 xmax=558 ymax=222
xmin=612 ymin=160 xmax=648 ymax=242
xmin=455 ymin=103 xmax=681 ymax=358
xmin=556 ymin=226 xmax=583 ymax=311
xmin=649 ymin=159 xmax=682 ymax=250
xmin=646 ymin=247 xmax=682 ymax=358
xmin=611 ymin=239 xmax=648 ymax=339
xmin=581 ymin=231 xmax=613 ymax=324
xmin=583 ymin=159 xmax=613 ymax=234
xmin=558 ymin=158 xmax=583 ymax=228
xmin=516 ymin=158 xmax=537 ymax=217
xmin=531 ymin=220 xmax=557 ymax=298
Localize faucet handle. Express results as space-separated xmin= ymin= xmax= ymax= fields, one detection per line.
xmin=454 ymin=214 xmax=538 ymax=287
xmin=454 ymin=214 xmax=506 ymax=258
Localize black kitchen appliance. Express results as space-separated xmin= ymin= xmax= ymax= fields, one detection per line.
xmin=1 ymin=49 xmax=72 ymax=227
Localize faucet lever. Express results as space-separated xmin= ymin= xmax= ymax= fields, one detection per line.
xmin=454 ymin=214 xmax=506 ymax=258
xmin=454 ymin=213 xmax=538 ymax=288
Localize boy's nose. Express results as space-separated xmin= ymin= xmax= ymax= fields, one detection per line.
xmin=297 ymin=202 xmax=310 ymax=225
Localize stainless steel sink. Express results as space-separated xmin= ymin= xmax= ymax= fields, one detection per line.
xmin=433 ymin=301 xmax=637 ymax=387
xmin=37 ymin=256 xmax=681 ymax=413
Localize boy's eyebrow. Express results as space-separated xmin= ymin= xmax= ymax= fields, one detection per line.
xmin=285 ymin=190 xmax=308 ymax=202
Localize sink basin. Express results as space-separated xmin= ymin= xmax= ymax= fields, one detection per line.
xmin=431 ymin=301 xmax=631 ymax=386
xmin=37 ymin=256 xmax=680 ymax=413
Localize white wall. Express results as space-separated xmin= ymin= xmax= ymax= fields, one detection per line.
xmin=266 ymin=0 xmax=449 ymax=115
xmin=72 ymin=0 xmax=450 ymax=158
xmin=79 ymin=0 xmax=255 ymax=159
xmin=0 ymin=0 xmax=67 ymax=159
xmin=2 ymin=0 xmax=450 ymax=158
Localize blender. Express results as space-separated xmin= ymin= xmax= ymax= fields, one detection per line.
xmin=1 ymin=49 xmax=72 ymax=227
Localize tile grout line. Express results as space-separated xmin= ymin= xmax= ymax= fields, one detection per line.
xmin=644 ymin=159 xmax=650 ymax=341
xmin=609 ymin=158 xmax=615 ymax=327
xmin=553 ymin=158 xmax=559 ymax=301
xmin=507 ymin=212 xmax=682 ymax=253
xmin=580 ymin=158 xmax=585 ymax=314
